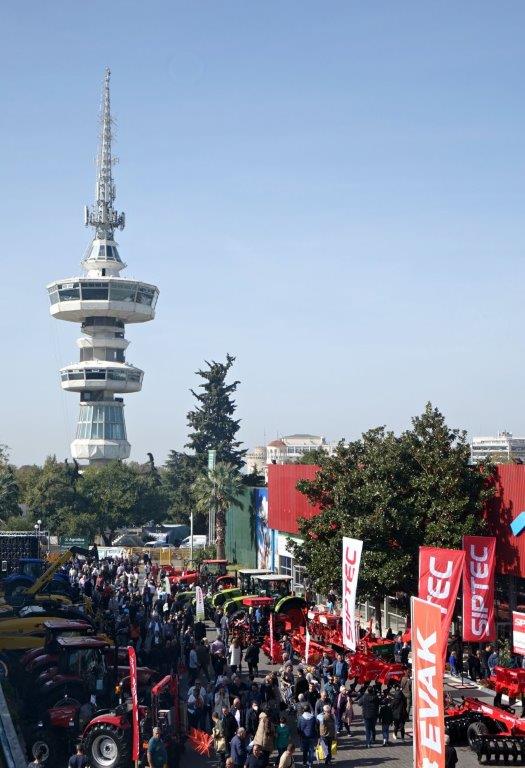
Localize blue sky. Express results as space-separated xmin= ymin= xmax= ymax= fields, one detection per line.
xmin=2 ymin=1 xmax=525 ymax=466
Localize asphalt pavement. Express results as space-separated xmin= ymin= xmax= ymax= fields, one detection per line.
xmin=180 ymin=625 xmax=498 ymax=768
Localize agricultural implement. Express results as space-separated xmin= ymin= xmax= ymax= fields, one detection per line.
xmin=445 ymin=695 xmax=525 ymax=762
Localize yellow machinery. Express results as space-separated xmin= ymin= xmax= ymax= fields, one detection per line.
xmin=0 ymin=546 xmax=95 ymax=648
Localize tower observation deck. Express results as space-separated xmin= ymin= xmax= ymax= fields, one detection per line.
xmin=47 ymin=69 xmax=159 ymax=463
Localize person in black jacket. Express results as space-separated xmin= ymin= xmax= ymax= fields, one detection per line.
xmin=246 ymin=702 xmax=261 ymax=739
xmin=391 ymin=685 xmax=407 ymax=740
xmin=294 ymin=668 xmax=309 ymax=701
xmin=221 ymin=705 xmax=239 ymax=752
xmin=378 ymin=693 xmax=394 ymax=745
xmin=244 ymin=640 xmax=260 ymax=681
xmin=357 ymin=686 xmax=380 ymax=747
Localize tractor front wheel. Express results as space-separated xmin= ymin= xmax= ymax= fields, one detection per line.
xmin=467 ymin=720 xmax=489 ymax=749
xmin=84 ymin=723 xmax=130 ymax=768
xmin=26 ymin=728 xmax=60 ymax=766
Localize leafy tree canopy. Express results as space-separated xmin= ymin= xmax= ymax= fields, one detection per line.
xmin=0 ymin=446 xmax=20 ymax=523
xmin=161 ymin=451 xmax=202 ymax=529
xmin=77 ymin=461 xmax=167 ymax=544
xmin=291 ymin=404 xmax=494 ymax=617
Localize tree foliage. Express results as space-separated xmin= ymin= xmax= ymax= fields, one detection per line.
xmin=161 ymin=451 xmax=202 ymax=529
xmin=163 ymin=355 xmax=248 ymax=531
xmin=0 ymin=447 xmax=20 ymax=523
xmin=17 ymin=456 xmax=167 ymax=543
xmin=186 ymin=354 xmax=246 ymax=471
xmin=291 ymin=404 xmax=494 ymax=615
xmin=22 ymin=456 xmax=82 ymax=535
xmin=192 ymin=462 xmax=244 ymax=559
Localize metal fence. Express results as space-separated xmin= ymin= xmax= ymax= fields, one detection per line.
xmin=357 ymin=596 xmax=408 ymax=635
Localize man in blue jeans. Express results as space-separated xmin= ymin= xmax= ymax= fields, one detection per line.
xmin=297 ymin=704 xmax=317 ymax=768
xmin=357 ymin=686 xmax=380 ymax=747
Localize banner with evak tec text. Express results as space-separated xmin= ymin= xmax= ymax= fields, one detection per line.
xmin=418 ymin=547 xmax=464 ymax=659
xmin=342 ymin=537 xmax=363 ymax=651
xmin=412 ymin=597 xmax=445 ymax=768
xmin=462 ymin=536 xmax=496 ymax=643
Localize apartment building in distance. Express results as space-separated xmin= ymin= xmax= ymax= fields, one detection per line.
xmin=471 ymin=431 xmax=525 ymax=464
xmin=245 ymin=434 xmax=335 ymax=476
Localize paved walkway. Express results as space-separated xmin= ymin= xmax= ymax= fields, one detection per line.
xmin=180 ymin=626 xmax=492 ymax=768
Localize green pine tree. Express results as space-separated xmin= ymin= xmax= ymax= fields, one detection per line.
xmin=186 ymin=354 xmax=246 ymax=470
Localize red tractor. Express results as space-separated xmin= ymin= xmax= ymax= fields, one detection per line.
xmin=28 ymin=636 xmax=156 ymax=711
xmin=19 ymin=618 xmax=100 ymax=681
xmin=167 ymin=559 xmax=235 ymax=590
xmin=26 ymin=673 xmax=186 ymax=768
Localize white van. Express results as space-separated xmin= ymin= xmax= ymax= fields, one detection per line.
xmin=180 ymin=535 xmax=207 ymax=549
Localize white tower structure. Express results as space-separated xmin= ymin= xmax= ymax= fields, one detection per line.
xmin=47 ymin=69 xmax=159 ymax=463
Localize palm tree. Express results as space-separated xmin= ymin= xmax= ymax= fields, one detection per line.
xmin=192 ymin=462 xmax=244 ymax=559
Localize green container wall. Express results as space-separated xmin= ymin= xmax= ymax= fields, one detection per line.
xmin=225 ymin=487 xmax=258 ymax=567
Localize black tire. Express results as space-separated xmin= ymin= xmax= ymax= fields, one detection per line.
xmin=26 ymin=729 xmax=60 ymax=765
xmin=467 ymin=721 xmax=489 ymax=749
xmin=84 ymin=723 xmax=131 ymax=768
xmin=39 ymin=686 xmax=85 ymax=712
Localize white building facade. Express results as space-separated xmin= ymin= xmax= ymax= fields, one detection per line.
xmin=471 ymin=432 xmax=525 ymax=463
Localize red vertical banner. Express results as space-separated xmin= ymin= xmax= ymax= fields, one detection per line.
xmin=412 ymin=597 xmax=445 ymax=768
xmin=512 ymin=612 xmax=525 ymax=656
xmin=128 ymin=645 xmax=139 ymax=761
xmin=269 ymin=612 xmax=274 ymax=661
xmin=462 ymin=536 xmax=496 ymax=643
xmin=418 ymin=547 xmax=464 ymax=658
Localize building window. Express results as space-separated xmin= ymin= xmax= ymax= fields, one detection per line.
xmin=279 ymin=556 xmax=292 ymax=577
xmin=293 ymin=565 xmax=305 ymax=593
xmin=76 ymin=403 xmax=126 ymax=441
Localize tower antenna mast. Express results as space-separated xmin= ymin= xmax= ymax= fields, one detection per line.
xmin=84 ymin=68 xmax=125 ymax=238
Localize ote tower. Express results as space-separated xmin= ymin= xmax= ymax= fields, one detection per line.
xmin=47 ymin=69 xmax=159 ymax=463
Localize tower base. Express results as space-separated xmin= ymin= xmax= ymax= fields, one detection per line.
xmin=71 ymin=438 xmax=131 ymax=463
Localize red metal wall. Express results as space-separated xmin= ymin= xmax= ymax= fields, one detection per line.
xmin=268 ymin=464 xmax=321 ymax=534
xmin=268 ymin=462 xmax=525 ymax=577
xmin=487 ymin=464 xmax=525 ymax=577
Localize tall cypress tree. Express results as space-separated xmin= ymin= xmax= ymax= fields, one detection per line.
xmin=186 ymin=354 xmax=246 ymax=471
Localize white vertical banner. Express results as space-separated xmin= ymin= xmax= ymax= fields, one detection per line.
xmin=195 ymin=586 xmax=205 ymax=622
xmin=305 ymin=626 xmax=311 ymax=664
xmin=342 ymin=537 xmax=363 ymax=651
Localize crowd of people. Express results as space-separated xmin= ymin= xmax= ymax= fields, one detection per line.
xmin=50 ymin=552 xmax=419 ymax=768
xmin=26 ymin=552 xmax=465 ymax=768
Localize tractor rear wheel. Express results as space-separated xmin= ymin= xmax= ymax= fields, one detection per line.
xmin=84 ymin=723 xmax=130 ymax=768
xmin=26 ymin=728 xmax=60 ymax=766
xmin=467 ymin=721 xmax=489 ymax=749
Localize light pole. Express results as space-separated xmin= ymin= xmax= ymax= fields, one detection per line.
xmin=208 ymin=450 xmax=217 ymax=546
xmin=34 ymin=519 xmax=42 ymax=557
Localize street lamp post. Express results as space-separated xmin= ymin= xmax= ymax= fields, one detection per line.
xmin=34 ymin=519 xmax=42 ymax=558
xmin=208 ymin=450 xmax=217 ymax=546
